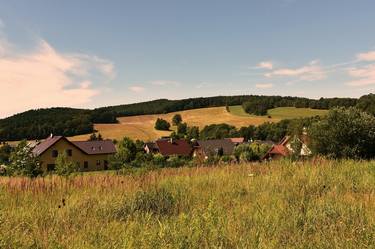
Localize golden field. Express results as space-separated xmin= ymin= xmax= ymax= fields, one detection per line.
xmin=70 ymin=107 xmax=278 ymax=141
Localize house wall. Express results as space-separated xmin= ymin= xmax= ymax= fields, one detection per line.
xmin=38 ymin=139 xmax=113 ymax=172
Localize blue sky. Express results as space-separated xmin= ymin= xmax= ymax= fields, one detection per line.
xmin=0 ymin=0 xmax=375 ymax=117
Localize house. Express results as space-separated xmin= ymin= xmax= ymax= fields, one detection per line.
xmin=144 ymin=142 xmax=159 ymax=154
xmin=263 ymin=135 xmax=311 ymax=160
xmin=193 ymin=139 xmax=235 ymax=159
xmin=154 ymin=139 xmax=192 ymax=157
xmin=32 ymin=135 xmax=116 ymax=172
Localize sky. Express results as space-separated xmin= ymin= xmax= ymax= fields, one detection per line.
xmin=0 ymin=0 xmax=375 ymax=118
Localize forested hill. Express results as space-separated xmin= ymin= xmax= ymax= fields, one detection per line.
xmin=1 ymin=94 xmax=373 ymax=141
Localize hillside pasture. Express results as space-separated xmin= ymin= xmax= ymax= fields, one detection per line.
xmin=0 ymin=160 xmax=374 ymax=248
xmin=228 ymin=105 xmax=328 ymax=119
xmin=70 ymin=107 xmax=278 ymax=141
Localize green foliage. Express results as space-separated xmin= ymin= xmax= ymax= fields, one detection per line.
xmin=153 ymin=153 xmax=167 ymax=167
xmin=154 ymin=118 xmax=171 ymax=131
xmin=8 ymin=140 xmax=42 ymax=177
xmin=234 ymin=143 xmax=271 ymax=162
xmin=88 ymin=133 xmax=103 ymax=141
xmin=109 ymin=137 xmax=137 ymax=169
xmin=177 ymin=122 xmax=187 ymax=135
xmin=242 ymin=98 xmax=270 ymax=115
xmin=0 ymin=143 xmax=12 ymax=165
xmin=289 ymin=136 xmax=303 ymax=161
xmin=172 ymin=114 xmax=182 ymax=125
xmin=186 ymin=126 xmax=200 ymax=140
xmin=166 ymin=156 xmax=186 ymax=168
xmin=310 ymin=107 xmax=375 ymax=159
xmin=200 ymin=123 xmax=238 ymax=140
xmin=356 ymin=93 xmax=375 ymax=116
xmin=55 ymin=152 xmax=79 ymax=176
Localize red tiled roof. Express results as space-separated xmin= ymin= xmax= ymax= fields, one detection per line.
xmin=155 ymin=139 xmax=192 ymax=156
xmin=72 ymin=140 xmax=116 ymax=155
xmin=268 ymin=145 xmax=289 ymax=156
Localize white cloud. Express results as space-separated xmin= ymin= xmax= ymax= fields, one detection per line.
xmin=196 ymin=82 xmax=212 ymax=89
xmin=128 ymin=85 xmax=145 ymax=93
xmin=265 ymin=60 xmax=326 ymax=81
xmin=347 ymin=64 xmax=375 ymax=86
xmin=255 ymin=83 xmax=273 ymax=89
xmin=0 ymin=29 xmax=115 ymax=118
xmin=251 ymin=61 xmax=273 ymax=70
xmin=356 ymin=51 xmax=375 ymax=62
xmin=150 ymin=80 xmax=180 ymax=86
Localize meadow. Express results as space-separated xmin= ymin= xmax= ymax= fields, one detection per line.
xmin=70 ymin=107 xmax=278 ymax=142
xmin=70 ymin=106 xmax=325 ymax=142
xmin=228 ymin=105 xmax=328 ymax=119
xmin=1 ymin=159 xmax=374 ymax=248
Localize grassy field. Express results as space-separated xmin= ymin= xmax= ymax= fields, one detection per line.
xmin=0 ymin=160 xmax=374 ymax=248
xmin=228 ymin=105 xmax=328 ymax=119
xmin=70 ymin=107 xmax=279 ymax=142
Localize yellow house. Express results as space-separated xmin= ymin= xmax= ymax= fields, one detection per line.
xmin=32 ymin=135 xmax=116 ymax=172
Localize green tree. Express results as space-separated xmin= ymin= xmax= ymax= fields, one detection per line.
xmin=8 ymin=140 xmax=42 ymax=177
xmin=177 ymin=122 xmax=188 ymax=135
xmin=88 ymin=133 xmax=103 ymax=141
xmin=186 ymin=126 xmax=200 ymax=140
xmin=55 ymin=152 xmax=79 ymax=176
xmin=155 ymin=118 xmax=171 ymax=131
xmin=172 ymin=114 xmax=182 ymax=126
xmin=310 ymin=107 xmax=375 ymax=159
xmin=356 ymin=93 xmax=375 ymax=116
xmin=109 ymin=137 xmax=137 ymax=169
xmin=0 ymin=143 xmax=12 ymax=164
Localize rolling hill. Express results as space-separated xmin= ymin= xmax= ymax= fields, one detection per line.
xmin=70 ymin=106 xmax=327 ymax=141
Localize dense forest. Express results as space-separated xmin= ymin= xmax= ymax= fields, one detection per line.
xmin=0 ymin=94 xmax=373 ymax=141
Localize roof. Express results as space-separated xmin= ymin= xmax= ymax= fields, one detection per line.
xmin=32 ymin=136 xmax=64 ymax=156
xmin=279 ymin=136 xmax=291 ymax=146
xmin=225 ymin=137 xmax=245 ymax=144
xmin=72 ymin=140 xmax=116 ymax=155
xmin=263 ymin=144 xmax=289 ymax=159
xmin=155 ymin=139 xmax=192 ymax=156
xmin=144 ymin=142 xmax=158 ymax=150
xmin=197 ymin=139 xmax=235 ymax=156
xmin=32 ymin=136 xmax=116 ymax=156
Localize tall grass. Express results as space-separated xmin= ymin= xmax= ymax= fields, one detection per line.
xmin=0 ymin=160 xmax=374 ymax=248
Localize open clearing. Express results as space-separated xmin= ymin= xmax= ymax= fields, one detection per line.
xmin=1 ymin=160 xmax=374 ymax=248
xmin=70 ymin=106 xmax=327 ymax=141
xmin=228 ymin=105 xmax=328 ymax=119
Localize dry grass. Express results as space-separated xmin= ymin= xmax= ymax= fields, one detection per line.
xmin=0 ymin=160 xmax=374 ymax=248
xmin=70 ymin=107 xmax=278 ymax=141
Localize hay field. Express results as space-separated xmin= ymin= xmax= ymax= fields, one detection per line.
xmin=70 ymin=107 xmax=278 ymax=141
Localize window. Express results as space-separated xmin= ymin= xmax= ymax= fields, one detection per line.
xmin=104 ymin=160 xmax=109 ymax=170
xmin=66 ymin=149 xmax=72 ymax=156
xmin=96 ymin=160 xmax=101 ymax=166
xmin=52 ymin=150 xmax=58 ymax=158
xmin=84 ymin=161 xmax=88 ymax=169
xmin=47 ymin=164 xmax=55 ymax=171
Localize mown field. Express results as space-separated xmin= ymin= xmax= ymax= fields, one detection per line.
xmin=228 ymin=105 xmax=328 ymax=119
xmin=70 ymin=106 xmax=327 ymax=142
xmin=1 ymin=160 xmax=374 ymax=248
xmin=70 ymin=107 xmax=279 ymax=142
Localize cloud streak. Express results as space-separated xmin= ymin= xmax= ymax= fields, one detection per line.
xmin=255 ymin=83 xmax=273 ymax=89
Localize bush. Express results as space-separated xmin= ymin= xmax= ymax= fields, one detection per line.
xmin=55 ymin=152 xmax=79 ymax=176
xmin=310 ymin=107 xmax=375 ymax=159
xmin=8 ymin=140 xmax=42 ymax=177
xmin=155 ymin=118 xmax=171 ymax=131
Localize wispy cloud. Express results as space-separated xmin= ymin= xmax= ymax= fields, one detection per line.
xmin=265 ymin=60 xmax=326 ymax=81
xmin=347 ymin=64 xmax=375 ymax=86
xmin=255 ymin=83 xmax=273 ymax=89
xmin=356 ymin=50 xmax=375 ymax=62
xmin=196 ymin=82 xmax=213 ymax=89
xmin=128 ymin=85 xmax=145 ymax=93
xmin=150 ymin=80 xmax=181 ymax=86
xmin=251 ymin=61 xmax=274 ymax=70
xmin=0 ymin=24 xmax=115 ymax=118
